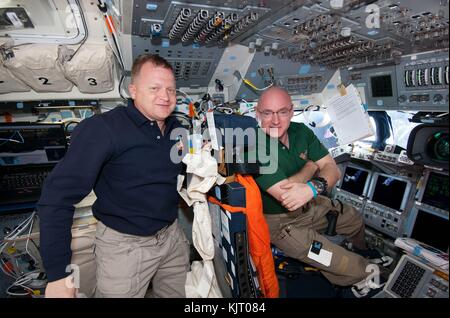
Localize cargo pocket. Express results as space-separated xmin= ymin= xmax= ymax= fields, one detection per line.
xmin=274 ymin=225 xmax=311 ymax=260
xmin=95 ymin=231 xmax=142 ymax=296
xmin=174 ymin=224 xmax=190 ymax=268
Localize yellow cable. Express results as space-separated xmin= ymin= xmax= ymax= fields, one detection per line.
xmin=243 ymin=79 xmax=259 ymax=90
xmin=243 ymin=78 xmax=273 ymax=91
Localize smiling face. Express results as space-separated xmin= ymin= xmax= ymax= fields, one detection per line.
xmin=256 ymin=86 xmax=294 ymax=139
xmin=128 ymin=62 xmax=177 ymax=123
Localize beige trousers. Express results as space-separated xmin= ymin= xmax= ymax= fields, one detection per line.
xmin=265 ymin=196 xmax=370 ymax=286
xmin=94 ymin=220 xmax=190 ymax=298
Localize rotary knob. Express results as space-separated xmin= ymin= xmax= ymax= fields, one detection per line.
xmin=433 ymin=94 xmax=443 ymax=103
xmin=397 ymin=95 xmax=407 ymax=103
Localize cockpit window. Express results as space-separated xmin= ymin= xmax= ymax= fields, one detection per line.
xmin=385 ymin=111 xmax=421 ymax=149
xmin=292 ymin=112 xmax=338 ymax=149
xmin=293 ymin=110 xmax=420 ymax=151
xmin=359 ymin=111 xmax=421 ymax=150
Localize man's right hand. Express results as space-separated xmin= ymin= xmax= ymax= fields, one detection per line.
xmin=45 ymin=277 xmax=76 ymax=298
xmin=280 ymin=182 xmax=315 ymax=211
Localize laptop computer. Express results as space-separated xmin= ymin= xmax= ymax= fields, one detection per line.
xmin=0 ymin=122 xmax=67 ymax=207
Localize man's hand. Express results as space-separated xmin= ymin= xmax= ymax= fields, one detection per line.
xmin=45 ymin=277 xmax=76 ymax=298
xmin=280 ymin=182 xmax=315 ymax=211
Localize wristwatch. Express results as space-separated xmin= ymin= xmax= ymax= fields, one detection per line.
xmin=310 ymin=177 xmax=328 ymax=195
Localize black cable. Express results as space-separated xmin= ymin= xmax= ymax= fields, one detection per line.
xmin=63 ymin=120 xmax=80 ymax=135
xmin=118 ymin=73 xmax=127 ymax=101
xmin=29 ymin=239 xmax=40 ymax=253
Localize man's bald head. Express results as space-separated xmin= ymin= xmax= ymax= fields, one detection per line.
xmin=257 ymin=86 xmax=292 ymax=110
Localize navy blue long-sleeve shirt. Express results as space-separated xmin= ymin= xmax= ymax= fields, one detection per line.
xmin=37 ymin=100 xmax=183 ymax=282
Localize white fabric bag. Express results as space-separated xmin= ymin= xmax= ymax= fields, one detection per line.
xmin=0 ymin=62 xmax=30 ymax=94
xmin=3 ymin=44 xmax=73 ymax=92
xmin=178 ymin=144 xmax=225 ymax=298
xmin=62 ymin=44 xmax=115 ymax=93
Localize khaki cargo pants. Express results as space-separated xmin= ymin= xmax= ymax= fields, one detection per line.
xmin=94 ymin=220 xmax=190 ymax=298
xmin=265 ymin=196 xmax=371 ymax=286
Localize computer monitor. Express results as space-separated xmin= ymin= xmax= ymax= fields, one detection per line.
xmin=421 ymin=172 xmax=449 ymax=211
xmin=370 ymin=74 xmax=393 ymax=97
xmin=0 ymin=123 xmax=67 ymax=166
xmin=369 ymin=173 xmax=412 ymax=211
xmin=339 ymin=165 xmax=371 ymax=197
xmin=410 ymin=209 xmax=449 ymax=253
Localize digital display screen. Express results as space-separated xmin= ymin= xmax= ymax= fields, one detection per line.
xmin=340 ymin=166 xmax=369 ymax=196
xmin=371 ymin=175 xmax=408 ymax=211
xmin=0 ymin=123 xmax=67 ymax=166
xmin=422 ymin=173 xmax=449 ymax=211
xmin=371 ymin=75 xmax=393 ymax=97
xmin=411 ymin=210 xmax=449 ymax=252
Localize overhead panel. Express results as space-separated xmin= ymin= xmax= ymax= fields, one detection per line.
xmin=235 ymin=51 xmax=334 ymax=101
xmin=123 ymin=0 xmax=297 ymax=88
xmin=131 ymin=38 xmax=224 ymax=88
xmin=239 ymin=0 xmax=448 ymax=70
xmin=123 ymin=0 xmax=448 ymax=103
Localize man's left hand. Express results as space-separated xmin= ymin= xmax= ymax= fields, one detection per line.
xmin=280 ymin=182 xmax=315 ymax=211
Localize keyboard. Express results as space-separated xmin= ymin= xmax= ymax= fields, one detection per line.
xmin=384 ymin=254 xmax=449 ymax=298
xmin=1 ymin=170 xmax=50 ymax=191
xmin=0 ymin=165 xmax=54 ymax=205
xmin=390 ymin=259 xmax=426 ymax=297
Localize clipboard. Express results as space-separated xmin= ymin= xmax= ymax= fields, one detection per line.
xmin=337 ymin=83 xmax=347 ymax=96
xmin=325 ymin=84 xmax=374 ymax=145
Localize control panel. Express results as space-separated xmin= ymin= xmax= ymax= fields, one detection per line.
xmin=373 ymin=151 xmax=400 ymax=165
xmin=116 ymin=0 xmax=295 ymax=89
xmin=334 ymin=188 xmax=365 ymax=211
xmin=396 ymin=51 xmax=449 ymax=111
xmin=384 ymin=255 xmax=449 ymax=298
xmin=242 ymin=1 xmax=449 ymax=70
xmin=373 ymin=150 xmax=414 ymax=166
xmin=121 ymin=0 xmax=450 ymax=102
xmin=341 ymin=65 xmax=399 ymax=110
xmin=340 ymin=51 xmax=449 ymax=111
xmin=334 ymin=181 xmax=409 ymax=238
xmin=281 ymin=73 xmax=325 ymax=95
xmin=335 ymin=156 xmax=421 ymax=239
xmin=422 ymin=275 xmax=449 ymax=298
xmin=129 ymin=1 xmax=274 ymax=44
xmin=235 ymin=53 xmax=334 ymax=100
xmin=362 ymin=201 xmax=404 ymax=237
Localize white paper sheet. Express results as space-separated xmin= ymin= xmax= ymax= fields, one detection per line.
xmin=325 ymin=84 xmax=374 ymax=145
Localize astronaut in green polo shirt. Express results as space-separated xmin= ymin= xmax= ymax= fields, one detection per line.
xmin=254 ymin=86 xmax=381 ymax=295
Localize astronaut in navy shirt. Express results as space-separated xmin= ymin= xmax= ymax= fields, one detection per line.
xmin=38 ymin=54 xmax=190 ymax=298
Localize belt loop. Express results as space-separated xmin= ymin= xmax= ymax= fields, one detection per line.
xmin=156 ymin=227 xmax=163 ymax=241
xmin=155 ymin=223 xmax=170 ymax=241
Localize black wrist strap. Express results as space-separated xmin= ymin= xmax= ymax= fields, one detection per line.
xmin=311 ymin=176 xmax=328 ymax=193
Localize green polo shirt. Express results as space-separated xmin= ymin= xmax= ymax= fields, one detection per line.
xmin=254 ymin=122 xmax=329 ymax=214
